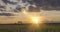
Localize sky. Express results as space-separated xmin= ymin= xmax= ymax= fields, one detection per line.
xmin=0 ymin=0 xmax=60 ymax=23
xmin=0 ymin=11 xmax=60 ymax=23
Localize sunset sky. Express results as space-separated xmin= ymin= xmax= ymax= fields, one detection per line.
xmin=0 ymin=0 xmax=60 ymax=23
xmin=0 ymin=11 xmax=60 ymax=23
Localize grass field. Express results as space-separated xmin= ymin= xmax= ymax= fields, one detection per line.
xmin=0 ymin=23 xmax=60 ymax=32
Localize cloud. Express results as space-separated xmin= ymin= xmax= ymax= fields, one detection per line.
xmin=2 ymin=0 xmax=17 ymax=4
xmin=1 ymin=0 xmax=60 ymax=11
xmin=0 ymin=13 xmax=14 ymax=16
xmin=0 ymin=0 xmax=41 ymax=13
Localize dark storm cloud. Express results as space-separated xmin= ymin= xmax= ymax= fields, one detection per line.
xmin=21 ymin=0 xmax=40 ymax=12
xmin=2 ymin=0 xmax=17 ymax=5
xmin=32 ymin=0 xmax=41 ymax=6
xmin=32 ymin=0 xmax=60 ymax=10
xmin=1 ymin=0 xmax=60 ymax=13
xmin=35 ymin=0 xmax=60 ymax=6
xmin=0 ymin=13 xmax=14 ymax=16
xmin=2 ymin=0 xmax=8 ymax=4
xmin=28 ymin=5 xmax=40 ymax=12
xmin=41 ymin=0 xmax=60 ymax=10
xmin=46 ymin=0 xmax=60 ymax=6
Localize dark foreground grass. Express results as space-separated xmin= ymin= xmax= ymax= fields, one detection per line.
xmin=0 ymin=23 xmax=60 ymax=32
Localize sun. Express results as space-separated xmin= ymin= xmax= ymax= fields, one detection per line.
xmin=33 ymin=18 xmax=39 ymax=24
xmin=32 ymin=17 xmax=39 ymax=24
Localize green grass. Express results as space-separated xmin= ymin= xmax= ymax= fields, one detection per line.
xmin=0 ymin=23 xmax=60 ymax=32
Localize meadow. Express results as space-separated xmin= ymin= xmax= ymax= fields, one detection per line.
xmin=0 ymin=23 xmax=60 ymax=32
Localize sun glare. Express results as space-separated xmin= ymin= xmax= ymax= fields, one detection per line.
xmin=33 ymin=18 xmax=38 ymax=24
xmin=32 ymin=17 xmax=39 ymax=24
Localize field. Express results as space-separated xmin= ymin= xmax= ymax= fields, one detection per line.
xmin=0 ymin=23 xmax=60 ymax=32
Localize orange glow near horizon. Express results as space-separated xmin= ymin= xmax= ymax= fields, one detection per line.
xmin=21 ymin=8 xmax=45 ymax=24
